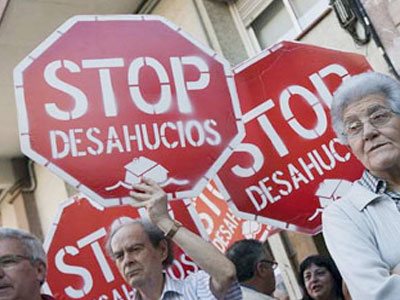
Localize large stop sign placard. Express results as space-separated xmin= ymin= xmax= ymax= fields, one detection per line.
xmin=216 ymin=41 xmax=370 ymax=234
xmin=14 ymin=15 xmax=243 ymax=206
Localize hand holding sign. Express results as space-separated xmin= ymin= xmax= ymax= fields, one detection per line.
xmin=129 ymin=177 xmax=171 ymax=226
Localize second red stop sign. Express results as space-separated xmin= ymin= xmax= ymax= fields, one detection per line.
xmin=14 ymin=15 xmax=244 ymax=206
xmin=216 ymin=42 xmax=369 ymax=234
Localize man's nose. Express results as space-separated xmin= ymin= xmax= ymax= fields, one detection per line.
xmin=362 ymin=121 xmax=379 ymax=140
xmin=122 ymin=252 xmax=136 ymax=265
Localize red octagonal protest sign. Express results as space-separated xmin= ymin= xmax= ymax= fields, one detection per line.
xmin=14 ymin=15 xmax=243 ymax=206
xmin=43 ymin=195 xmax=207 ymax=300
xmin=191 ymin=179 xmax=280 ymax=253
xmin=215 ymin=41 xmax=370 ymax=234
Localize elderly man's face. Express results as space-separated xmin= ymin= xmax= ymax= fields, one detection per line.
xmin=0 ymin=238 xmax=45 ymax=300
xmin=110 ymin=223 xmax=167 ymax=288
xmin=344 ymin=94 xmax=400 ymax=177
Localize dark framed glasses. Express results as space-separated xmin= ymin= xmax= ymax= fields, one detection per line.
xmin=258 ymin=259 xmax=278 ymax=270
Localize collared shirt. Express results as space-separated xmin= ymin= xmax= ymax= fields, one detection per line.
xmin=132 ymin=271 xmax=242 ymax=300
xmin=322 ymin=170 xmax=400 ymax=300
xmin=240 ymin=285 xmax=276 ymax=300
xmin=358 ymin=170 xmax=400 ymax=210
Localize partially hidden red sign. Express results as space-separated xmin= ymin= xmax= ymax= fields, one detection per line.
xmin=14 ymin=15 xmax=244 ymax=206
xmin=43 ymin=195 xmax=206 ymax=300
xmin=191 ymin=180 xmax=279 ymax=252
xmin=216 ymin=41 xmax=370 ymax=234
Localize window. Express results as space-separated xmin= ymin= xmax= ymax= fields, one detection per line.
xmin=232 ymin=0 xmax=330 ymax=54
xmin=252 ymin=1 xmax=294 ymax=49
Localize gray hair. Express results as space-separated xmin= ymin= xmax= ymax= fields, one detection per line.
xmin=331 ymin=71 xmax=400 ymax=144
xmin=105 ymin=218 xmax=174 ymax=267
xmin=225 ymin=239 xmax=268 ymax=282
xmin=0 ymin=228 xmax=47 ymax=285
xmin=0 ymin=227 xmax=46 ymax=265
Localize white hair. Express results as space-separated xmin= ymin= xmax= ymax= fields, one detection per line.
xmin=331 ymin=71 xmax=400 ymax=144
xmin=0 ymin=227 xmax=47 ymax=285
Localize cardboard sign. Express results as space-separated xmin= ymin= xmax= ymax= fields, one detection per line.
xmin=43 ymin=195 xmax=206 ymax=299
xmin=14 ymin=15 xmax=244 ymax=206
xmin=216 ymin=41 xmax=370 ymax=234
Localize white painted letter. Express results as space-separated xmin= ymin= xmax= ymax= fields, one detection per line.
xmin=231 ymin=143 xmax=264 ymax=177
xmin=128 ymin=57 xmax=171 ymax=114
xmin=50 ymin=130 xmax=70 ymax=159
xmin=171 ymin=56 xmax=210 ymax=113
xmin=280 ymin=85 xmax=327 ymax=139
xmin=44 ymin=60 xmax=88 ymax=120
xmin=82 ymin=58 xmax=124 ymax=117
xmin=55 ymin=246 xmax=93 ymax=298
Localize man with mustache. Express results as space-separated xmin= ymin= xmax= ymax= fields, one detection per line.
xmin=105 ymin=177 xmax=242 ymax=300
xmin=323 ymin=71 xmax=400 ymax=300
xmin=0 ymin=228 xmax=57 ymax=300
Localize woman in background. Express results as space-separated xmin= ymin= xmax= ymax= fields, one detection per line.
xmin=298 ymin=255 xmax=345 ymax=300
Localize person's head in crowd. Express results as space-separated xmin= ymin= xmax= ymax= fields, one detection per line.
xmin=331 ymin=71 xmax=400 ymax=179
xmin=298 ymin=255 xmax=345 ymax=300
xmin=226 ymin=239 xmax=276 ymax=296
xmin=0 ymin=227 xmax=47 ymax=300
xmin=105 ymin=218 xmax=173 ymax=288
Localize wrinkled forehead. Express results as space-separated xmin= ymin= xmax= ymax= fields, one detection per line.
xmin=343 ymin=93 xmax=389 ymax=119
xmin=0 ymin=238 xmax=27 ymax=256
xmin=110 ymin=223 xmax=149 ymax=252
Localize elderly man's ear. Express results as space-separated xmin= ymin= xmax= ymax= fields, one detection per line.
xmin=256 ymin=261 xmax=271 ymax=278
xmin=158 ymin=239 xmax=169 ymax=263
xmin=34 ymin=261 xmax=47 ymax=285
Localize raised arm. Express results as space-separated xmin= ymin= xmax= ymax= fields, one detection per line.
xmin=129 ymin=177 xmax=238 ymax=299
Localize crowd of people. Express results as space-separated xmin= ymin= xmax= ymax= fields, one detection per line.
xmin=2 ymin=71 xmax=400 ymax=300
xmin=0 ymin=224 xmax=347 ymax=300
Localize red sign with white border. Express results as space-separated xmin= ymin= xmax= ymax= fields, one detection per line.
xmin=14 ymin=15 xmax=244 ymax=206
xmin=191 ymin=179 xmax=280 ymax=252
xmin=215 ymin=41 xmax=370 ymax=234
xmin=43 ymin=195 xmax=206 ymax=300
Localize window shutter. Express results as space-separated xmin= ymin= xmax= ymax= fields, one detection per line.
xmin=235 ymin=0 xmax=274 ymax=27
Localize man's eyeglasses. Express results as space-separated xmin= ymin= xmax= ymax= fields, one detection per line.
xmin=0 ymin=254 xmax=33 ymax=269
xmin=343 ymin=107 xmax=396 ymax=139
xmin=259 ymin=259 xmax=278 ymax=270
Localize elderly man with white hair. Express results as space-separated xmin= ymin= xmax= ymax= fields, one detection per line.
xmin=322 ymin=71 xmax=400 ymax=300
xmin=105 ymin=177 xmax=242 ymax=300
